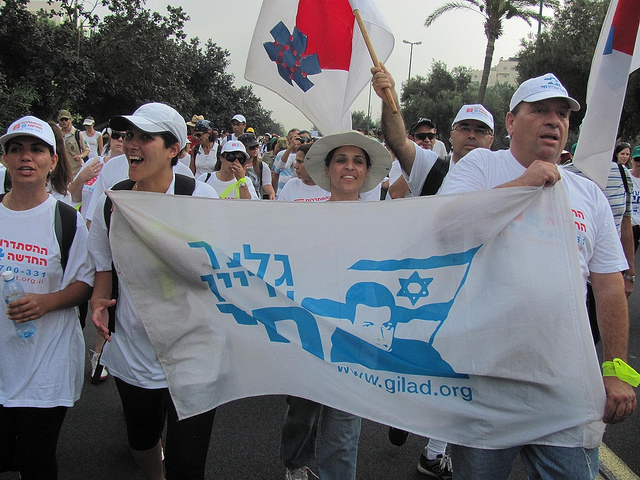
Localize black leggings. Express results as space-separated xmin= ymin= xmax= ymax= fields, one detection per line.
xmin=114 ymin=377 xmax=216 ymax=480
xmin=0 ymin=405 xmax=68 ymax=480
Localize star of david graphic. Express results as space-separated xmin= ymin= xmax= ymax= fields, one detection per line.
xmin=396 ymin=271 xmax=433 ymax=306
xmin=263 ymin=21 xmax=321 ymax=92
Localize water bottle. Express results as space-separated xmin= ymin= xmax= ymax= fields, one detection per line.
xmin=2 ymin=271 xmax=36 ymax=339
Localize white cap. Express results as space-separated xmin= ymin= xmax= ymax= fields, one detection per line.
xmin=510 ymin=73 xmax=580 ymax=112
xmin=0 ymin=116 xmax=56 ymax=154
xmin=232 ymin=114 xmax=246 ymax=123
xmin=451 ymin=104 xmax=494 ymax=131
xmin=221 ymin=140 xmax=249 ymax=158
xmin=110 ymin=103 xmax=188 ymax=149
xmin=83 ymin=117 xmax=95 ymax=126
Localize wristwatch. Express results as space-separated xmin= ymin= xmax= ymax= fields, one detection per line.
xmin=623 ymin=273 xmax=635 ymax=283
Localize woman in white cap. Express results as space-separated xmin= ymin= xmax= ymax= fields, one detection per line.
xmin=0 ymin=116 xmax=93 ymax=479
xmin=88 ymin=103 xmax=218 ymax=480
xmin=280 ymin=131 xmax=390 ymax=480
xmin=82 ymin=116 xmax=103 ymax=160
xmin=199 ymin=140 xmax=259 ymax=199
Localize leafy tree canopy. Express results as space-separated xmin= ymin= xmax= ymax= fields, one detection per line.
xmin=399 ymin=61 xmax=515 ymax=150
xmin=0 ymin=0 xmax=282 ymax=135
xmin=514 ymin=0 xmax=640 ymax=143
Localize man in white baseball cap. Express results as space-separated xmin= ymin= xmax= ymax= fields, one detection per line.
xmin=222 ymin=114 xmax=247 ymax=146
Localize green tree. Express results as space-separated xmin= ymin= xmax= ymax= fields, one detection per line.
xmin=425 ymin=0 xmax=556 ymax=103
xmin=399 ymin=61 xmax=514 ymax=150
xmin=351 ymin=110 xmax=378 ymax=131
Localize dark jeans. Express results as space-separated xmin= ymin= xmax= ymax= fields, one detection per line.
xmin=0 ymin=405 xmax=68 ymax=480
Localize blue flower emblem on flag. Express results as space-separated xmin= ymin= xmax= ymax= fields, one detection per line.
xmin=263 ymin=21 xmax=322 ymax=92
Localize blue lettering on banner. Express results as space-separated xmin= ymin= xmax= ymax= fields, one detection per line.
xmin=190 ymin=241 xmax=481 ymax=381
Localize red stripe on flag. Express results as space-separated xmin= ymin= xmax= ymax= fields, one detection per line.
xmin=611 ymin=0 xmax=640 ymax=55
xmin=296 ymin=0 xmax=354 ymax=70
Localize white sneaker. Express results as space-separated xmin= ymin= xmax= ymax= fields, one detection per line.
xmin=90 ymin=351 xmax=108 ymax=381
xmin=285 ymin=467 xmax=308 ymax=480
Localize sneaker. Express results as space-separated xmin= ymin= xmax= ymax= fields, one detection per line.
xmin=388 ymin=426 xmax=409 ymax=446
xmin=285 ymin=466 xmax=308 ymax=480
xmin=90 ymin=351 xmax=108 ymax=382
xmin=417 ymin=453 xmax=452 ymax=479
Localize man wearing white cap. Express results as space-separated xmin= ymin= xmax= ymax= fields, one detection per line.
xmin=439 ymin=73 xmax=636 ymax=478
xmin=371 ymin=67 xmax=494 ymax=200
xmin=221 ymin=114 xmax=247 ymax=146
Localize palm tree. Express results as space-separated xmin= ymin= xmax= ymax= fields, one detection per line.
xmin=425 ymin=0 xmax=557 ymax=103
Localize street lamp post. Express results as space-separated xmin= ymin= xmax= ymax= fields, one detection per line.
xmin=403 ymin=39 xmax=422 ymax=82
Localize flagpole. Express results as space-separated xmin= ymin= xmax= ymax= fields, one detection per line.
xmin=353 ymin=8 xmax=398 ymax=114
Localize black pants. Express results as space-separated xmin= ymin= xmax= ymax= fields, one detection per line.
xmin=114 ymin=377 xmax=216 ymax=480
xmin=0 ymin=405 xmax=68 ymax=480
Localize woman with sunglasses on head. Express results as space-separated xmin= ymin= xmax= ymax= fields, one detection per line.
xmin=89 ymin=103 xmax=218 ymax=480
xmin=0 ymin=116 xmax=93 ymax=480
xmin=189 ymin=120 xmax=219 ymax=178
xmin=198 ymin=140 xmax=258 ymax=199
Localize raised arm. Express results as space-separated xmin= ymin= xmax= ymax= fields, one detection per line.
xmin=371 ymin=64 xmax=416 ymax=174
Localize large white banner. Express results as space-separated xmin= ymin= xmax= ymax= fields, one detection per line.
xmin=108 ymin=184 xmax=606 ymax=449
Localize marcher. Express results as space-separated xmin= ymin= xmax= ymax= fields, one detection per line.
xmin=372 ymin=65 xmax=495 ymax=479
xmin=439 ymin=73 xmax=636 ymax=479
xmin=238 ymin=132 xmax=276 ymax=199
xmin=199 ymin=140 xmax=258 ymax=199
xmin=279 ymin=131 xmax=391 ymax=480
xmin=189 ymin=119 xmax=219 ymax=177
xmin=630 ymin=146 xmax=640 ymax=251
xmin=0 ymin=116 xmax=93 ymax=479
xmin=89 ymin=103 xmax=218 ymax=480
xmin=57 ymin=109 xmax=90 ymax=177
xmin=83 ymin=116 xmax=103 ymax=160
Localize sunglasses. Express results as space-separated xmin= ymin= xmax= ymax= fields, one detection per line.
xmin=224 ymin=153 xmax=247 ymax=164
xmin=413 ymin=132 xmax=437 ymax=141
xmin=59 ymin=118 xmax=70 ymax=122
xmin=193 ymin=132 xmax=207 ymax=138
xmin=453 ymin=125 xmax=492 ymax=136
xmin=296 ymin=137 xmax=312 ymax=143
xmin=110 ymin=131 xmax=127 ymax=140
xmin=248 ymin=145 xmax=260 ymax=150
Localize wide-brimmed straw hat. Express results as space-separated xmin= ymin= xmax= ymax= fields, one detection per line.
xmin=305 ymin=131 xmax=391 ymax=193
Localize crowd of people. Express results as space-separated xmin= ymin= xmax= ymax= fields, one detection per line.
xmin=0 ymin=66 xmax=638 ymax=480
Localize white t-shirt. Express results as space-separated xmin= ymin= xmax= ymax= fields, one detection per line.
xmin=89 ymin=175 xmax=218 ymax=388
xmin=630 ymin=174 xmax=640 ymax=227
xmin=278 ymin=178 xmax=331 ymax=202
xmin=0 ymin=165 xmax=6 ymax=194
xmin=75 ymin=156 xmax=106 ymax=219
xmin=83 ymin=155 xmax=194 ymax=222
xmin=0 ymin=196 xmax=94 ymax=407
xmin=84 ymin=130 xmax=102 ymax=160
xmin=197 ymin=172 xmax=259 ymax=199
xmin=440 ymin=148 xmax=628 ymax=284
xmin=433 ymin=139 xmax=448 ymax=157
xmin=246 ymin=160 xmax=272 ymax=198
xmin=192 ymin=146 xmax=218 ymax=178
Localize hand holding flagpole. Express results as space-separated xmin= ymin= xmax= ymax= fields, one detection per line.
xmin=354 ymin=9 xmax=398 ymax=114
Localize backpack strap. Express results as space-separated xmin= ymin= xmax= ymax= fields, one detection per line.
xmin=174 ymin=173 xmax=196 ymax=195
xmin=54 ymin=201 xmax=78 ymax=273
xmin=618 ymin=163 xmax=630 ymax=195
xmin=75 ymin=129 xmax=83 ymax=155
xmin=419 ymin=155 xmax=450 ymax=197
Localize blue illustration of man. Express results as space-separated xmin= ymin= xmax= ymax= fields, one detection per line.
xmin=302 ymin=282 xmax=467 ymax=378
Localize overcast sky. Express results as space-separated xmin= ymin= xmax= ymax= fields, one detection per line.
xmin=143 ymin=0 xmax=548 ymax=130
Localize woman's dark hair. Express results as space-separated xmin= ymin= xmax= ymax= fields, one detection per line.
xmin=47 ymin=121 xmax=72 ymax=195
xmin=613 ymin=142 xmax=631 ymax=163
xmin=324 ymin=145 xmax=371 ymax=168
xmin=160 ymin=132 xmax=180 ymax=166
xmin=297 ymin=142 xmax=312 ymax=155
